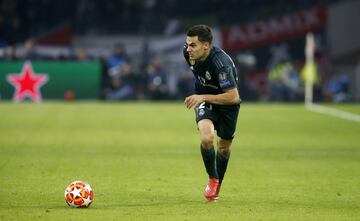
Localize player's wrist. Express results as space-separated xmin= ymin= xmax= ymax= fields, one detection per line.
xmin=202 ymin=95 xmax=206 ymax=103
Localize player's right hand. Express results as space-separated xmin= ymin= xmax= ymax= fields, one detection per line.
xmin=184 ymin=94 xmax=205 ymax=109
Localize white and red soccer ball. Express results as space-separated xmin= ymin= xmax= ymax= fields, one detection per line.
xmin=64 ymin=181 xmax=94 ymax=208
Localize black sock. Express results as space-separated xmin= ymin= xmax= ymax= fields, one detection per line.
xmin=200 ymin=145 xmax=218 ymax=179
xmin=216 ymin=150 xmax=230 ymax=184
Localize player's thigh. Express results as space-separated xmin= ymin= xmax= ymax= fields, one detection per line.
xmin=195 ymin=102 xmax=217 ymax=139
xmin=197 ymin=119 xmax=215 ymax=140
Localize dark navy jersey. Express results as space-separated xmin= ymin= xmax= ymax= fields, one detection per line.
xmin=183 ymin=45 xmax=239 ymax=95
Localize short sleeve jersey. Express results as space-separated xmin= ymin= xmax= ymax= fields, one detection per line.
xmin=183 ymin=45 xmax=239 ymax=96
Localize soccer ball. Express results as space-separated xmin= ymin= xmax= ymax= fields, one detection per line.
xmin=64 ymin=181 xmax=94 ymax=208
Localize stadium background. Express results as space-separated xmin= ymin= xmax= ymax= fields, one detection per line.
xmin=1 ymin=0 xmax=359 ymax=102
xmin=0 ymin=1 xmax=360 ymax=221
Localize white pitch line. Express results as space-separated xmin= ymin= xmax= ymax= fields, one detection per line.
xmin=306 ymin=104 xmax=360 ymax=123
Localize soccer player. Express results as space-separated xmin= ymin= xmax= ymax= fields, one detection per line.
xmin=183 ymin=25 xmax=241 ymax=202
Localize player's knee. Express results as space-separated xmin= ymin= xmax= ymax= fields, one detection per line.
xmin=218 ymin=145 xmax=231 ymax=158
xmin=200 ymin=134 xmax=214 ymax=149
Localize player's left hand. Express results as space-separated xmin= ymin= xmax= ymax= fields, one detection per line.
xmin=184 ymin=95 xmax=205 ymax=109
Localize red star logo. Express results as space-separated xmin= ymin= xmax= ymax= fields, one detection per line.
xmin=7 ymin=62 xmax=49 ymax=102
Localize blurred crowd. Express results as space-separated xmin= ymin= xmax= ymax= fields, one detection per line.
xmin=265 ymin=58 xmax=350 ymax=103
xmin=0 ymin=0 xmax=350 ymax=102
xmin=103 ymin=43 xmax=185 ymax=101
xmin=0 ymin=38 xmax=350 ymax=103
xmin=0 ymin=38 xmax=195 ymax=100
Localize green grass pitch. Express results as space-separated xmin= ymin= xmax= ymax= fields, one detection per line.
xmin=0 ymin=102 xmax=359 ymax=220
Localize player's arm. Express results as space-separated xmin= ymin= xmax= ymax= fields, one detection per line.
xmin=204 ymin=88 xmax=240 ymax=105
xmin=184 ymin=88 xmax=240 ymax=109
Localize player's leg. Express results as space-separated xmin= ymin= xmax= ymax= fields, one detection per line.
xmin=215 ymin=104 xmax=240 ymax=199
xmin=198 ymin=119 xmax=220 ymax=201
xmin=198 ymin=119 xmax=218 ymax=179
xmin=217 ymin=138 xmax=232 ymax=184
xmin=195 ymin=103 xmax=220 ymax=201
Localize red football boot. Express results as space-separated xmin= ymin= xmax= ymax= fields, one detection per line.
xmin=204 ymin=178 xmax=220 ymax=202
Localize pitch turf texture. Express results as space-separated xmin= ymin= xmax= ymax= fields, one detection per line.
xmin=0 ymin=102 xmax=359 ymax=221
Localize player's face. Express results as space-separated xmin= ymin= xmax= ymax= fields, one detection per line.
xmin=186 ymin=36 xmax=210 ymax=61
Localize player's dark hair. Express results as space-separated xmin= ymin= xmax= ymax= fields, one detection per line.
xmin=187 ymin=25 xmax=213 ymax=44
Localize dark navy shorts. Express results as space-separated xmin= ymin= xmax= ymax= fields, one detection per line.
xmin=195 ymin=102 xmax=240 ymax=140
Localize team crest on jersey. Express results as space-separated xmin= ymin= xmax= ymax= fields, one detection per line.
xmin=205 ymin=71 xmax=211 ymax=80
xmin=199 ymin=109 xmax=205 ymax=116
